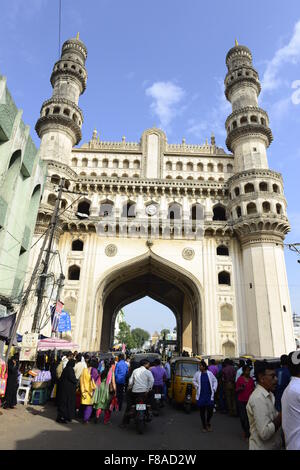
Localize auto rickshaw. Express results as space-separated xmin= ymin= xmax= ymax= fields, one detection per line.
xmin=167 ymin=356 xmax=201 ymax=413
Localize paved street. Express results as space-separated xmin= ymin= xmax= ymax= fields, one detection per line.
xmin=0 ymin=401 xmax=248 ymax=450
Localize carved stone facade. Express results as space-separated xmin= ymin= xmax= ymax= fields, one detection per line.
xmin=19 ymin=37 xmax=295 ymax=357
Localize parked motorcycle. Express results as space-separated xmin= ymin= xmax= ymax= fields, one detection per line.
xmin=130 ymin=393 xmax=152 ymax=434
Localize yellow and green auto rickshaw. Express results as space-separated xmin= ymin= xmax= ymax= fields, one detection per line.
xmin=168 ymin=356 xmax=201 ymax=413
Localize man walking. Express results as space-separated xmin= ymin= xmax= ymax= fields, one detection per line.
xmin=246 ymin=360 xmax=282 ymax=450
xmin=222 ymin=359 xmax=237 ymax=416
xmin=114 ymin=353 xmax=128 ymax=411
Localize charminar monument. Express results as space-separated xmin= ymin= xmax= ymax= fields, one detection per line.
xmin=20 ymin=35 xmax=295 ymax=357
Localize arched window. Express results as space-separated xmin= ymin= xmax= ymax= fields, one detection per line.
xmin=122 ymin=173 xmax=128 ymax=177
xmin=250 ymin=115 xmax=258 ymax=123
xmin=168 ymin=203 xmax=182 ymax=220
xmin=92 ymin=158 xmax=98 ymax=168
xmin=102 ymin=159 xmax=109 ymax=168
xmin=262 ymin=201 xmax=271 ymax=213
xmin=222 ymin=341 xmax=235 ymax=357
xmin=217 ymin=163 xmax=223 ymax=172
xmin=91 ymin=172 xmax=97 ymax=176
xmin=133 ymin=174 xmax=139 ymax=178
xmin=166 ymin=175 xmax=172 ymax=179
xmin=166 ymin=161 xmax=172 ymax=171
xmin=240 ymin=116 xmax=248 ymax=125
xmin=71 ymin=158 xmax=78 ymax=167
xmin=245 ymin=183 xmax=254 ymax=193
xmin=68 ymin=265 xmax=80 ymax=280
xmin=208 ymin=177 xmax=215 ymax=181
xmin=101 ymin=173 xmax=107 ymax=177
xmin=53 ymin=107 xmax=60 ymax=114
xmin=227 ymin=164 xmax=233 ymax=173
xmin=197 ymin=163 xmax=203 ymax=172
xmin=79 ymin=172 xmax=86 ymax=176
xmin=207 ymin=163 xmax=214 ymax=172
xmin=123 ymin=160 xmax=129 ymax=169
xmin=122 ymin=201 xmax=136 ymax=218
xmin=72 ymin=239 xmax=84 ymax=251
xmin=47 ymin=194 xmax=56 ymax=206
xmin=82 ymin=158 xmax=88 ymax=167
xmin=232 ymin=120 xmax=237 ymax=129
xmin=234 ymin=187 xmax=240 ymax=197
xmin=247 ymin=202 xmax=257 ymax=215
xmin=187 ymin=162 xmax=193 ymax=171
xmin=113 ymin=159 xmax=119 ymax=168
xmin=221 ymin=304 xmax=233 ymax=321
xmin=176 ymin=162 xmax=183 ymax=171
xmin=273 ymin=184 xmax=279 ymax=193
xmin=133 ymin=160 xmax=140 ymax=169
xmin=276 ymin=203 xmax=282 ymax=215
xmin=187 ymin=176 xmax=193 ymax=180
xmin=50 ymin=174 xmax=60 ymax=185
xmin=217 ymin=245 xmax=229 ymax=256
xmin=191 ymin=204 xmax=204 ymax=221
xmin=111 ymin=173 xmax=118 ymax=177
xmin=236 ymin=206 xmax=242 ymax=218
xmin=63 ymin=108 xmax=70 ymax=116
xmin=100 ymin=200 xmax=114 ymax=217
xmin=77 ymin=200 xmax=90 ymax=216
xmin=261 ymin=118 xmax=266 ymax=126
xmin=218 ymin=271 xmax=231 ymax=285
xmin=213 ymin=205 xmax=227 ymax=221
xmin=176 ymin=175 xmax=183 ymax=179
xmin=259 ymin=182 xmax=268 ymax=191
xmin=198 ymin=176 xmax=204 ymax=181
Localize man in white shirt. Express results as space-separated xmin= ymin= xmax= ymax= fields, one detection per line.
xmin=120 ymin=359 xmax=154 ymax=427
xmin=281 ymin=351 xmax=300 ymax=450
xmin=246 ymin=360 xmax=282 ymax=450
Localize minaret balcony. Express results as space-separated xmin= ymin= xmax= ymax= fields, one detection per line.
xmin=225 ymin=66 xmax=261 ymax=100
xmin=51 ymin=59 xmax=87 ymax=92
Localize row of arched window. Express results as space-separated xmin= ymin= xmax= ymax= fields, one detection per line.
xmin=75 ymin=200 xmax=227 ymax=221
xmin=78 ymin=172 xmax=140 ymax=178
xmin=71 ymin=157 xmax=141 ymax=169
xmin=165 ymin=162 xmax=233 ymax=173
xmin=231 ymin=182 xmax=280 ymax=197
xmin=234 ymin=201 xmax=283 ymax=218
xmin=227 ymin=114 xmax=266 ymax=133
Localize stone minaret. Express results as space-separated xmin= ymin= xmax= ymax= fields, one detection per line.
xmin=225 ymin=41 xmax=295 ymax=356
xmin=35 ymin=34 xmax=87 ymax=165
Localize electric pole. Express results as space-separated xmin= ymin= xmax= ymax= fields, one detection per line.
xmin=31 ymin=178 xmax=65 ymax=333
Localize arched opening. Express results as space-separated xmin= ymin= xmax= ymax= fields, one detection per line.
xmin=197 ymin=163 xmax=203 ymax=172
xmin=166 ymin=161 xmax=172 ymax=171
xmin=77 ymin=200 xmax=90 ymax=217
xmin=123 ymin=160 xmax=129 ymax=169
xmin=96 ymin=253 xmax=202 ymax=353
xmin=273 ymin=184 xmax=280 ymax=193
xmin=236 ymin=206 xmax=242 ymax=218
xmin=168 ymin=203 xmax=182 ymax=220
xmin=176 ymin=162 xmax=183 ymax=171
xmin=187 ymin=162 xmax=193 ymax=171
xmin=92 ymin=158 xmax=98 ymax=168
xmin=217 ymin=163 xmax=223 ymax=172
xmin=82 ymin=158 xmax=88 ymax=168
xmin=227 ymin=164 xmax=233 ymax=173
xmin=220 ymin=304 xmax=233 ymax=322
xmin=217 ymin=245 xmax=229 ymax=256
xmin=72 ymin=239 xmax=84 ymax=251
xmin=113 ymin=159 xmax=119 ymax=169
xmin=245 ymin=183 xmax=254 ymax=193
xmin=262 ymin=201 xmax=271 ymax=213
xmin=222 ymin=340 xmax=235 ymax=357
xmin=247 ymin=202 xmax=257 ymax=215
xmin=207 ymin=163 xmax=214 ymax=172
xmin=213 ymin=205 xmax=227 ymax=221
xmin=122 ymin=201 xmax=136 ymax=218
xmin=100 ymin=200 xmax=114 ymax=217
xmin=68 ymin=265 xmax=80 ymax=280
xmin=259 ymin=182 xmax=268 ymax=191
xmin=218 ymin=271 xmax=231 ymax=285
xmin=133 ymin=160 xmax=140 ymax=169
xmin=102 ymin=159 xmax=109 ymax=168
xmin=234 ymin=187 xmax=240 ymax=197
xmin=191 ymin=204 xmax=204 ymax=221
xmin=276 ymin=203 xmax=282 ymax=215
xmin=47 ymin=193 xmax=57 ymax=206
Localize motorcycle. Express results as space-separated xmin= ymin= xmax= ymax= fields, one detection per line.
xmin=130 ymin=393 xmax=152 ymax=434
xmin=152 ymin=385 xmax=163 ymax=416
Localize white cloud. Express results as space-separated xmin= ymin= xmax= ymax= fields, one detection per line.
xmin=145 ymin=81 xmax=185 ymax=129
xmin=262 ymin=20 xmax=300 ymax=93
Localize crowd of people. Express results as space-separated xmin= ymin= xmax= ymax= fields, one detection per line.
xmin=193 ymin=353 xmax=300 ymax=450
xmin=1 ymin=349 xmax=299 ymax=450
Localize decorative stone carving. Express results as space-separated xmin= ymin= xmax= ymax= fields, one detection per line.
xmin=105 ymin=244 xmax=117 ymax=257
xmin=182 ymin=247 xmax=195 ymax=260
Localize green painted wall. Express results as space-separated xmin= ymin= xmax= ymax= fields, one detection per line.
xmin=0 ymin=74 xmax=46 ymax=302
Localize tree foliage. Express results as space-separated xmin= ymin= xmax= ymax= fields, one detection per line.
xmin=116 ymin=321 xmax=150 ymax=350
xmin=131 ymin=328 xmax=150 ymax=349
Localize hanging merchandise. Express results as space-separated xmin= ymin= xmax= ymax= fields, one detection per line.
xmin=0 ymin=359 xmax=8 ymax=399
xmin=51 ymin=301 xmax=64 ymax=332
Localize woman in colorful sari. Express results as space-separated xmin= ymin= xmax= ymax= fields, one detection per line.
xmin=80 ymin=358 xmax=98 ymax=424
xmin=93 ymin=360 xmax=116 ymax=424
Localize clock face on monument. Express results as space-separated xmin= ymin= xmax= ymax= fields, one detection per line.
xmin=146 ymin=204 xmax=157 ymax=216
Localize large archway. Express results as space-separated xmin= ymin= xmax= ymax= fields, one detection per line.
xmin=94 ymin=252 xmax=203 ymax=354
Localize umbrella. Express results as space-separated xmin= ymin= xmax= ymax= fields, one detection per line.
xmin=37 ymin=337 xmax=79 ymax=351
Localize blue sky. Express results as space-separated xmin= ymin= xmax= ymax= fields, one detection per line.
xmin=1 ymin=1 xmax=300 ymax=334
